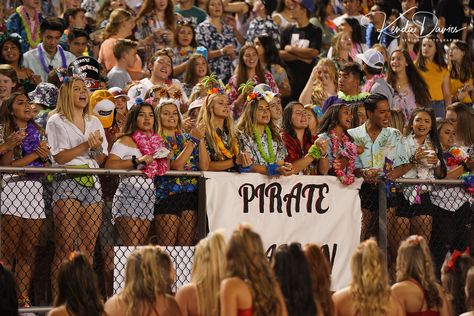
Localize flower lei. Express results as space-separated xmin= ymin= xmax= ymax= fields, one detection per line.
xmin=329 ymin=128 xmax=357 ymax=185
xmin=214 ymin=130 xmax=239 ymax=159
xmin=337 ymin=91 xmax=370 ymax=102
xmin=132 ymin=130 xmax=168 ymax=178
xmin=253 ymin=125 xmax=275 ymax=163
xmin=37 ymin=43 xmax=67 ymax=75
xmin=444 ymin=146 xmax=467 ymax=167
xmin=16 ymin=6 xmax=40 ymax=48
xmin=162 ymin=131 xmax=197 ymax=171
xmin=21 ymin=122 xmax=43 ymax=167
xmin=362 ymin=74 xmax=385 ymax=93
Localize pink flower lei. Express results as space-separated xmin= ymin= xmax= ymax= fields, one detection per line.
xmin=132 ymin=130 xmax=168 ymax=178
xmin=329 ymin=128 xmax=358 ymax=185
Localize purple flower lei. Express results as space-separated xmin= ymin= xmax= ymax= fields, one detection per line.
xmin=20 ymin=122 xmax=43 ymax=167
xmin=37 ymin=43 xmax=67 ymax=75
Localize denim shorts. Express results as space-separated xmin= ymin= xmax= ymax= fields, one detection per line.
xmin=52 ymin=179 xmax=103 ymax=205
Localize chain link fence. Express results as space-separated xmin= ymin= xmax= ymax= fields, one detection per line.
xmin=374 ymin=178 xmax=474 ymax=281
xmin=0 ymin=166 xmax=207 ymax=309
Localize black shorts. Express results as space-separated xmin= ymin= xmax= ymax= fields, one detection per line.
xmin=396 ymin=192 xmax=433 ymax=218
xmin=359 ymin=182 xmax=398 ymax=212
xmin=154 ymin=191 xmax=198 ymax=216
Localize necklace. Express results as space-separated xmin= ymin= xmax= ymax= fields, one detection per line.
xmin=214 ymin=130 xmax=239 ymax=159
xmin=329 ymin=128 xmax=357 ymax=185
xmin=337 ymin=91 xmax=370 ymax=102
xmin=37 ymin=43 xmax=67 ymax=75
xmin=362 ymin=74 xmax=385 ymax=93
xmin=16 ymin=6 xmax=40 ymax=48
xmin=253 ymin=125 xmax=275 ymax=163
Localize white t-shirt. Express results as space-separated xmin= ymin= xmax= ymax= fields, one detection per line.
xmin=46 ymin=113 xmax=108 ymax=168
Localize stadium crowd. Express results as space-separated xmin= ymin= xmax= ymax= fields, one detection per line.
xmin=0 ymin=0 xmax=474 ymax=314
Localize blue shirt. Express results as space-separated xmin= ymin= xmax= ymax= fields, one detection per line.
xmin=348 ymin=123 xmax=408 ymax=169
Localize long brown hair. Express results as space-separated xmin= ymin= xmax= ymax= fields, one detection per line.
xmin=236 ymin=44 xmax=266 ymax=90
xmin=387 ymin=49 xmax=431 ymax=107
xmin=415 ymin=35 xmax=447 ymax=72
xmin=396 ymin=235 xmax=443 ymax=310
xmin=119 ymin=101 xmax=158 ymax=137
xmin=303 ymin=244 xmax=334 ymax=316
xmin=236 ymin=98 xmax=281 ymax=142
xmin=448 ymin=40 xmax=472 ymax=83
xmin=136 ymin=0 xmax=176 ymax=32
xmin=184 ymin=54 xmax=209 ymax=85
xmin=225 ymin=224 xmax=282 ymax=316
xmin=54 ymin=252 xmax=105 ymax=316
xmin=448 ymin=102 xmax=474 ymax=146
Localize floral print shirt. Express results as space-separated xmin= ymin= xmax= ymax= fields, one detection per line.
xmin=392 ymin=85 xmax=417 ymax=125
xmin=195 ymin=19 xmax=238 ymax=83
xmin=246 ymin=16 xmax=280 ymax=48
xmin=155 ymin=132 xmax=199 ymax=201
xmin=348 ymin=123 xmax=408 ymax=170
xmin=238 ymin=129 xmax=287 ymax=165
xmin=228 ymin=72 xmax=279 ymax=119
xmin=270 ymin=64 xmax=290 ymax=96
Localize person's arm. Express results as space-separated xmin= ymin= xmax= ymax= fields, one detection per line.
xmin=171 ymin=141 xmax=196 ymax=171
xmin=198 ymin=140 xmax=210 ymax=171
xmin=299 ymin=67 xmax=317 ymax=104
xmin=437 ymin=284 xmax=453 ymax=316
xmin=442 ymin=76 xmax=451 ymax=107
xmin=209 ymin=159 xmax=235 ymax=171
xmin=175 ymin=284 xmax=192 ymax=316
xmin=284 ymin=46 xmax=320 ymax=60
xmin=173 ymin=60 xmax=189 ymax=77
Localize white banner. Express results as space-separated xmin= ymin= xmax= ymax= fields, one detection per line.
xmin=204 ymin=172 xmax=362 ymax=291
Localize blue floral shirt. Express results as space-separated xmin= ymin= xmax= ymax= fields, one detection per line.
xmin=195 ymin=19 xmax=237 ymax=83
xmin=348 ymin=123 xmax=409 ymax=170
xmin=154 ymin=132 xmax=199 ymax=201
xmin=6 ymin=11 xmax=44 ymax=53
xmin=246 ymin=16 xmax=280 ymax=48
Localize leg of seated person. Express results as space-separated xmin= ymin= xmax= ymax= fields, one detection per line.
xmin=177 ymin=210 xmax=197 ymax=246
xmin=0 ymin=214 xmax=21 ymax=271
xmin=17 ymin=217 xmax=44 ymax=301
xmin=360 ymin=208 xmax=378 ymax=241
xmin=116 ymin=217 xmax=151 ymax=246
xmin=154 ymin=214 xmax=179 ymax=246
xmin=79 ymin=202 xmax=103 ymax=263
xmin=411 ymin=215 xmax=432 ymax=243
xmin=52 ymin=199 xmax=81 ymax=296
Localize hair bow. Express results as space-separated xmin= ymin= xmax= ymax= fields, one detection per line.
xmin=444 ymin=247 xmax=470 ymax=273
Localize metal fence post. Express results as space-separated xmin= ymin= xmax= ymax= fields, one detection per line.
xmin=378 ymin=178 xmax=388 ymax=261
xmin=196 ymin=173 xmax=208 ymax=241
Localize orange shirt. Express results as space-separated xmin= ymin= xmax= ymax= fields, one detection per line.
xmin=98 ymin=37 xmax=142 ymax=74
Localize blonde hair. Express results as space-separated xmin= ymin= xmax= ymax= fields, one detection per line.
xmin=350 ymin=239 xmax=391 ymax=316
xmin=119 ymin=246 xmax=168 ymax=316
xmin=102 ymin=9 xmax=132 ymax=40
xmin=236 ymin=98 xmax=281 ymax=142
xmin=312 ymin=58 xmax=338 ymax=106
xmin=396 ymin=235 xmax=443 ymax=309
xmin=192 ymin=231 xmax=227 ymax=316
xmin=56 ymin=78 xmax=91 ymax=122
xmin=197 ymin=93 xmax=238 ymax=160
xmin=331 ymin=32 xmax=351 ymax=60
xmin=155 ymin=100 xmax=183 ymax=135
xmin=225 ymin=224 xmax=282 ymax=316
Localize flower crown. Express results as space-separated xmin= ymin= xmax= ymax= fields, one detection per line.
xmin=407 ymin=235 xmax=423 ymax=245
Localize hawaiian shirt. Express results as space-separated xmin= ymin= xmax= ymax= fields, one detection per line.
xmin=246 ymin=16 xmax=280 ymax=48
xmin=6 ymin=11 xmax=44 ymax=53
xmin=282 ymin=131 xmax=317 ymax=175
xmin=155 ymin=132 xmax=199 ymax=201
xmin=238 ymin=130 xmax=287 ymax=165
xmin=348 ymin=123 xmax=408 ymax=169
xmin=195 ymin=19 xmax=237 ymax=83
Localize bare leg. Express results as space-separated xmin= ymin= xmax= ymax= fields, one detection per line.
xmin=115 ymin=217 xmax=151 ymax=246
xmin=17 ymin=218 xmax=44 ymax=298
xmin=177 ymin=210 xmax=197 ymax=246
xmin=51 ymin=199 xmax=81 ymax=296
xmin=411 ymin=215 xmax=432 ymax=242
xmin=360 ymin=208 xmax=378 ymax=241
xmin=79 ymin=202 xmax=103 ymax=263
xmin=0 ymin=215 xmax=21 ymax=271
xmin=154 ymin=214 xmax=179 ymax=246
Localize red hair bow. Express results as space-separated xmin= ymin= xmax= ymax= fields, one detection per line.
xmin=444 ymin=247 xmax=470 ymax=273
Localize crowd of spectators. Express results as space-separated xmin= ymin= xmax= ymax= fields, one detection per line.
xmin=0 ymin=0 xmax=473 ymax=313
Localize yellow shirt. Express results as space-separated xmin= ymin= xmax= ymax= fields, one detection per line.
xmin=419 ymin=61 xmax=448 ymax=101
xmin=450 ymin=77 xmax=473 ymax=103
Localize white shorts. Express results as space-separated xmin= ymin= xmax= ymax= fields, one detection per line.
xmin=1 ymin=178 xmax=46 ymax=219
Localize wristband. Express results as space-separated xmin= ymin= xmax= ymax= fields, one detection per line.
xmin=267 ymin=163 xmax=279 ymax=176
xmin=238 ymin=164 xmax=253 ymax=173
xmin=308 ymin=144 xmax=321 ymax=159
xmin=461 ymin=160 xmax=470 ymax=172
xmin=232 ymin=155 xmax=238 ymax=167
xmin=132 ymin=155 xmax=138 ymax=169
